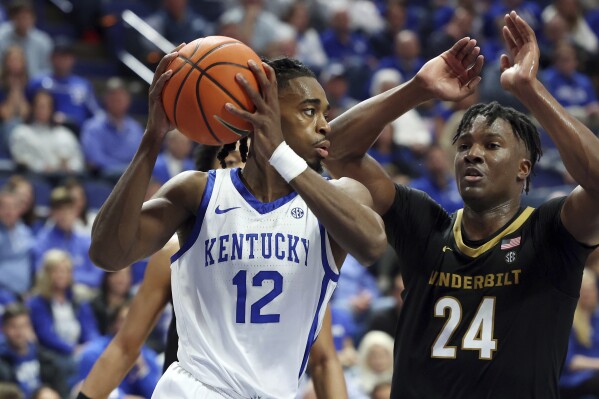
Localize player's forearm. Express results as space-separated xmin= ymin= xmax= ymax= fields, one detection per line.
xmin=516 ymin=80 xmax=599 ymax=194
xmin=327 ymin=79 xmax=429 ymax=164
xmin=80 ymin=343 xmax=141 ymax=399
xmin=89 ymin=133 xmax=162 ymax=270
xmin=310 ymin=358 xmax=348 ymax=399
xmin=290 ymin=171 xmax=387 ymax=265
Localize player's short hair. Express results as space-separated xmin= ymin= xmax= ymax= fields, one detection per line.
xmin=452 ymin=101 xmax=542 ymax=193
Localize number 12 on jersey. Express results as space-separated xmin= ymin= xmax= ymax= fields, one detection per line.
xmin=432 ymin=296 xmax=498 ymax=360
xmin=233 ymin=270 xmax=283 ymax=324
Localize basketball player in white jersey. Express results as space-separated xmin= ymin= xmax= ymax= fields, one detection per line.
xmin=77 ymin=149 xmax=348 ymax=399
xmin=89 ymin=44 xmax=387 ymax=398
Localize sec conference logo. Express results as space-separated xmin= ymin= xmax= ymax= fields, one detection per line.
xmin=291 ymin=207 xmax=304 ymax=219
xmin=505 ymin=251 xmax=517 ymax=264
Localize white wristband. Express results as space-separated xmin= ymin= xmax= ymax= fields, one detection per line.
xmin=268 ymin=142 xmax=308 ymax=183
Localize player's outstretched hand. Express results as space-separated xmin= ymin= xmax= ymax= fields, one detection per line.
xmin=413 ymin=37 xmax=483 ymax=102
xmin=225 ymin=60 xmax=284 ymax=163
xmin=146 ymin=43 xmax=185 ymax=139
xmin=499 ymin=11 xmax=540 ymax=96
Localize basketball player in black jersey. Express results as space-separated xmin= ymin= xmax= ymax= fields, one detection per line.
xmin=326 ymin=12 xmax=599 ymax=398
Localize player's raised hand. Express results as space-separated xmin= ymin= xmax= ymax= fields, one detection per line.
xmin=225 ymin=60 xmax=284 ymax=162
xmin=499 ymin=11 xmax=540 ymax=95
xmin=147 ymin=43 xmax=185 ymax=138
xmin=413 ymin=37 xmax=483 ymax=102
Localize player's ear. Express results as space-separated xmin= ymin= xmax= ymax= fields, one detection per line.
xmin=517 ymin=158 xmax=531 ymax=182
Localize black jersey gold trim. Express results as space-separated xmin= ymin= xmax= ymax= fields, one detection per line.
xmin=453 ymin=207 xmax=535 ymax=258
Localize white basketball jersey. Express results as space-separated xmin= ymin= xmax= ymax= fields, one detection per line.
xmin=170 ymin=168 xmax=339 ymax=399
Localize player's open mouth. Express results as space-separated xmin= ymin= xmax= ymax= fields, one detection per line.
xmin=464 ymin=167 xmax=483 ymax=182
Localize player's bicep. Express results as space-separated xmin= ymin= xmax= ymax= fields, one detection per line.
xmin=561 ymin=186 xmax=599 ymax=247
xmin=135 ymin=172 xmax=206 ymax=259
xmin=326 ymin=155 xmax=396 ymax=215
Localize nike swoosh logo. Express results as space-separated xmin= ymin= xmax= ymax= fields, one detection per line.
xmin=215 ymin=205 xmax=241 ymax=214
xmin=442 ymin=246 xmax=453 ymax=252
xmin=213 ymin=115 xmax=252 ymax=138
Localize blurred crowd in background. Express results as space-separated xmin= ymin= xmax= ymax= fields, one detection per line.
xmin=0 ymin=0 xmax=597 ymax=398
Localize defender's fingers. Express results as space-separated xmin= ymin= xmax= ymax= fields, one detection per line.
xmin=504 ymin=14 xmax=523 ymax=47
xmin=502 ymin=25 xmax=518 ymax=54
xmin=467 ymin=55 xmax=484 ymax=81
xmin=150 ymin=70 xmax=173 ymax=98
xmin=447 ymin=37 xmax=470 ymax=57
xmin=462 ymin=45 xmax=481 ymax=69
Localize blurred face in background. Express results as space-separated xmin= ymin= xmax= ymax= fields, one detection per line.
xmin=32 ymin=91 xmax=54 ymax=124
xmin=49 ymin=258 xmax=73 ymax=292
xmin=367 ymin=343 xmax=393 ymax=374
xmin=104 ymin=87 xmax=131 ymax=120
xmin=3 ymin=314 xmax=32 ymax=352
xmin=12 ymin=8 xmax=35 ymax=36
xmin=106 ymin=268 xmax=132 ymax=297
xmin=0 ymin=192 xmax=20 ymax=228
xmin=51 ymin=203 xmax=78 ymax=232
xmin=166 ymin=130 xmax=193 ymax=160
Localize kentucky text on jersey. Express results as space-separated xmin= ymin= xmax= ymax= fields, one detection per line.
xmin=204 ymin=233 xmax=310 ymax=267
xmin=428 ymin=269 xmax=522 ymax=289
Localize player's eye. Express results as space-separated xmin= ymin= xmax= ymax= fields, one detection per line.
xmin=304 ymin=108 xmax=316 ymax=117
xmin=457 ymin=143 xmax=469 ymax=151
xmin=487 ymin=143 xmax=500 ymax=149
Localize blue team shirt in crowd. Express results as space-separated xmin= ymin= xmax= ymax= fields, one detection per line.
xmin=0 ymin=342 xmax=42 ymax=398
xmin=541 ymin=67 xmax=598 ymax=108
xmin=0 ymin=221 xmax=34 ymax=295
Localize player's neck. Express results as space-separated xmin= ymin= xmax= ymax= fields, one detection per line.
xmin=461 ymin=199 xmax=522 ymax=241
xmin=240 ymin=160 xmax=293 ymax=203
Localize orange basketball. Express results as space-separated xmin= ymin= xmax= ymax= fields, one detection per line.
xmin=161 ymin=36 xmax=262 ymax=145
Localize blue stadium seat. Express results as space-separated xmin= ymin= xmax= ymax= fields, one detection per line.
xmin=83 ymin=180 xmax=114 ymax=210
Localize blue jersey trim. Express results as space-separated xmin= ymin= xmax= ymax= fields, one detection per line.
xmin=171 ymin=170 xmax=216 ymax=263
xmin=298 ymin=275 xmax=330 ymax=379
xmin=319 ymin=223 xmax=339 ymax=283
xmin=230 ymin=168 xmax=298 ymax=214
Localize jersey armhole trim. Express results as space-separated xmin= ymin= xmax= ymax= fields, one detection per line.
xmin=171 ymin=170 xmax=216 ymax=263
xmin=319 ymin=223 xmax=340 ymax=282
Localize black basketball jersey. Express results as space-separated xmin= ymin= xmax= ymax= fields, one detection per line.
xmin=162 ymin=301 xmax=178 ymax=374
xmin=383 ymin=185 xmax=595 ymax=399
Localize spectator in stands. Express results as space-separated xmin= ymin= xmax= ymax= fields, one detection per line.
xmin=33 ymin=187 xmax=102 ymax=290
xmin=27 ymin=37 xmax=100 ymax=134
xmin=62 ymin=178 xmax=94 ymax=236
xmin=3 ymin=175 xmax=40 ymax=232
xmin=152 ymin=129 xmax=194 ymax=185
xmin=219 ymin=0 xmax=290 ymax=55
xmin=538 ymin=12 xmax=569 ymax=69
xmin=366 ymin=123 xmax=416 ymax=181
xmin=319 ymin=63 xmax=358 ymax=120
xmin=354 ymin=331 xmax=394 ymax=397
xmin=367 ymin=273 xmax=404 ymax=338
xmin=332 ymin=255 xmax=381 ymax=342
xmin=376 ymin=30 xmax=424 ymax=82
xmin=77 ymin=302 xmax=161 ymax=398
xmin=90 ymin=268 xmax=132 ymax=335
xmin=142 ymin=0 xmax=213 ymax=64
xmin=80 ymin=77 xmax=143 ymax=182
xmin=409 ymin=144 xmax=463 ymax=213
xmin=0 ymin=0 xmax=52 ymax=78
xmin=369 ymin=68 xmax=431 ymax=164
xmin=368 ymin=0 xmax=408 ymax=60
xmin=319 ymin=2 xmax=373 ymax=98
xmin=426 ymin=7 xmax=475 ymax=60
xmin=540 ymin=41 xmax=599 ymax=130
xmin=331 ymin=306 xmax=358 ymax=368
xmin=0 ymin=304 xmax=68 ymax=398
xmin=542 ymin=0 xmax=598 ymax=62
xmin=282 ymin=1 xmax=328 ymax=72
xmin=9 ymin=90 xmax=84 ymax=175
xmin=0 ymin=45 xmax=29 ymax=158
xmin=0 ymin=383 xmax=23 ymax=399
xmin=27 ymin=250 xmax=99 ymax=375
xmin=482 ymin=0 xmax=543 ymax=53
xmin=0 ymin=190 xmax=34 ymax=298
xmin=560 ymin=268 xmax=599 ymax=399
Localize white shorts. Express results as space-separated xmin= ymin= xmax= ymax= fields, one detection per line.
xmin=152 ymin=362 xmax=231 ymax=399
